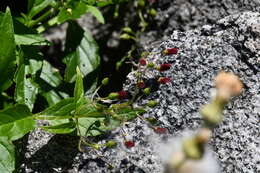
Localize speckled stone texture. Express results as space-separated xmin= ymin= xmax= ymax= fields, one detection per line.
xmin=78 ymin=11 xmax=260 ymax=173
xmin=20 ymin=12 xmax=260 ymax=173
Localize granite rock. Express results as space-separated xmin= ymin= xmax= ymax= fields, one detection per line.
xmin=20 ymin=9 xmax=260 ymax=173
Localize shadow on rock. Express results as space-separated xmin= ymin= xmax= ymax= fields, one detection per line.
xmin=24 ymin=135 xmax=79 ymax=173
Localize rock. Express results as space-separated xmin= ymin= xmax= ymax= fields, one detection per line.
xmin=20 ymin=9 xmax=259 ymax=173
xmin=79 ymin=11 xmax=259 ymax=173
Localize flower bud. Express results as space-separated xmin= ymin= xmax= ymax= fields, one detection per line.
xmin=120 ymin=33 xmax=131 ymax=40
xmin=163 ymin=48 xmax=178 ymax=55
xmin=118 ymin=90 xmax=128 ymax=99
xmin=101 ymin=77 xmax=109 ymax=86
xmin=108 ymin=92 xmax=119 ymax=100
xmin=147 ymin=100 xmax=158 ymax=107
xmin=139 ymin=58 xmax=147 ymax=66
xmin=124 ymin=140 xmax=135 ymax=148
xmin=122 ymin=27 xmax=133 ymax=33
xmin=105 ymin=140 xmax=117 ymax=148
xmin=148 ymin=62 xmax=155 ymax=68
xmin=137 ymin=81 xmax=146 ymax=88
xmin=143 ymin=87 xmax=151 ymax=95
xmin=200 ymin=99 xmax=224 ymax=127
xmin=158 ymin=77 xmax=171 ymax=84
xmin=183 ymin=138 xmax=203 ymax=160
xmin=149 ymin=8 xmax=157 ymax=17
xmin=215 ymin=71 xmax=243 ymax=100
xmin=158 ymin=63 xmax=172 ymax=71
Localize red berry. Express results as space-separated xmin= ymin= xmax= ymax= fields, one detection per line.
xmin=154 ymin=127 xmax=167 ymax=134
xmin=164 ymin=48 xmax=178 ymax=55
xmin=137 ymin=81 xmax=145 ymax=88
xmin=139 ymin=58 xmax=147 ymax=66
xmin=158 ymin=77 xmax=171 ymax=84
xmin=117 ymin=90 xmax=128 ymax=99
xmin=124 ymin=141 xmax=135 ymax=148
xmin=159 ymin=64 xmax=171 ymax=71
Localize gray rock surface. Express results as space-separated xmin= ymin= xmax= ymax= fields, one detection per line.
xmin=20 ymin=11 xmax=260 ymax=173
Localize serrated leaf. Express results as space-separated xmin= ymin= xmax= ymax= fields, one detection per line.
xmin=0 ymin=104 xmax=35 ymax=141
xmin=40 ymin=121 xmax=76 ymax=134
xmin=0 ymin=137 xmax=15 ymax=173
xmin=0 ymin=8 xmax=16 ymax=92
xmin=86 ymin=5 xmax=104 ymax=24
xmin=15 ymin=34 xmax=50 ymax=45
xmin=63 ymin=21 xmax=100 ymax=83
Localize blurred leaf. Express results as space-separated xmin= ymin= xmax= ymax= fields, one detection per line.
xmin=40 ymin=121 xmax=76 ymax=134
xmin=86 ymin=5 xmax=104 ymax=24
xmin=15 ymin=34 xmax=50 ymax=46
xmin=0 ymin=137 xmax=15 ymax=173
xmin=111 ymin=105 xmax=145 ymax=121
xmin=0 ymin=104 xmax=35 ymax=141
xmin=63 ymin=21 xmax=100 ymax=83
xmin=28 ymin=0 xmax=53 ymax=19
xmin=0 ymin=8 xmax=16 ymax=92
xmin=57 ymin=2 xmax=88 ymax=24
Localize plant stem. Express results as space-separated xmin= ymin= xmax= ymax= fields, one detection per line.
xmin=29 ymin=9 xmax=53 ymax=28
xmin=37 ymin=16 xmax=59 ymax=33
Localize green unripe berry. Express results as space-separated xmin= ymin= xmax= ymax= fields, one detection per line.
xmin=105 ymin=140 xmax=117 ymax=148
xmin=120 ymin=33 xmax=131 ymax=40
xmin=149 ymin=8 xmax=157 ymax=17
xmin=147 ymin=100 xmax=158 ymax=108
xmin=123 ymin=27 xmax=133 ymax=34
xmin=148 ymin=62 xmax=155 ymax=68
xmin=138 ymin=0 xmax=145 ymax=7
xmin=108 ymin=92 xmax=119 ymax=99
xmin=92 ymin=144 xmax=101 ymax=150
xmin=102 ymin=77 xmax=109 ymax=86
xmin=116 ymin=62 xmax=122 ymax=70
xmin=143 ymin=87 xmax=151 ymax=95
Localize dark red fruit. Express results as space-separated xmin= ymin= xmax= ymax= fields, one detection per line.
xmin=124 ymin=141 xmax=135 ymax=148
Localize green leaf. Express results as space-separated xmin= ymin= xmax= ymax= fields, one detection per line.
xmin=74 ymin=67 xmax=84 ymax=106
xmin=111 ymin=104 xmax=145 ymax=121
xmin=40 ymin=60 xmax=62 ymax=88
xmin=0 ymin=8 xmax=16 ymax=92
xmin=14 ymin=60 xmax=41 ymax=111
xmin=57 ymin=2 xmax=88 ymax=24
xmin=36 ymin=98 xmax=75 ymax=120
xmin=78 ymin=117 xmax=104 ymax=136
xmin=0 ymin=137 xmax=15 ymax=173
xmin=63 ymin=21 xmax=100 ymax=83
xmin=15 ymin=34 xmax=50 ymax=45
xmin=74 ymin=103 xmax=105 ymax=118
xmin=0 ymin=104 xmax=35 ymax=141
xmin=40 ymin=121 xmax=76 ymax=134
xmin=86 ymin=5 xmax=105 ymax=24
xmin=41 ymin=90 xmax=69 ymax=106
xmin=28 ymin=0 xmax=53 ymax=19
